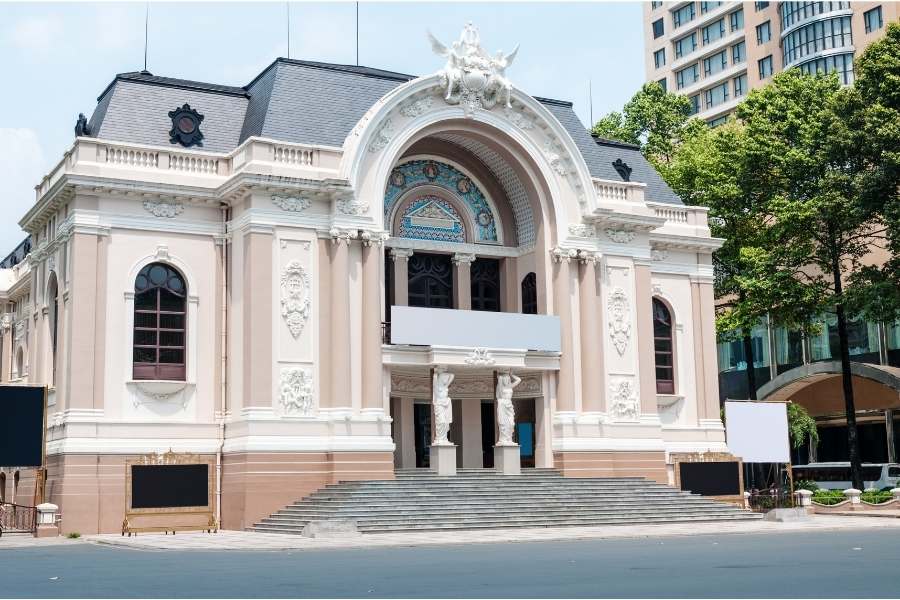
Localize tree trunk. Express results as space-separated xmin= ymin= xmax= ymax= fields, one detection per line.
xmin=831 ymin=259 xmax=863 ymax=490
xmin=742 ymin=332 xmax=758 ymax=400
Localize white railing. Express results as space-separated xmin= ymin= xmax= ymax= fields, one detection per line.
xmin=167 ymin=153 xmax=220 ymax=174
xmin=593 ymin=178 xmax=645 ymax=204
xmin=105 ymin=147 xmax=159 ymax=168
xmin=272 ymin=144 xmax=318 ymax=167
xmin=653 ymin=205 xmax=690 ymax=224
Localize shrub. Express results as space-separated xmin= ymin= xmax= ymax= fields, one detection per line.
xmin=812 ymin=489 xmax=845 ymax=505
xmin=66 ymin=532 xmax=81 ymax=539
xmin=796 ymin=480 xmax=819 ymax=492
xmin=861 ymin=490 xmax=893 ymax=504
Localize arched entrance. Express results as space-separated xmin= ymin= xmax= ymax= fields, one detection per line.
xmin=758 ymin=362 xmax=900 ymax=463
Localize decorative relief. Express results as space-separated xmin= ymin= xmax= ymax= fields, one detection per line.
xmin=133 ymin=382 xmax=189 ymax=409
xmin=279 ymin=367 xmax=314 ymax=415
xmin=607 ymin=287 xmax=632 ymax=356
xmin=428 ymin=22 xmax=518 ymax=115
xmin=390 ymin=372 xmax=541 ymax=399
xmin=399 ymin=95 xmax=434 ymax=118
xmin=400 ymin=196 xmax=466 ymax=243
xmin=143 ymin=200 xmax=184 ymax=218
xmin=385 ymin=160 xmax=497 ymax=243
xmin=578 ymin=250 xmax=600 ymax=265
xmin=280 ymin=261 xmax=311 ymax=339
xmin=503 ymin=107 xmax=534 ymax=130
xmin=0 ymin=314 xmax=10 ymax=332
xmin=605 ymin=229 xmax=635 ymax=244
xmin=568 ymin=224 xmax=596 ymax=238
xmin=451 ymin=252 xmax=477 ymax=266
xmin=464 ymin=348 xmax=495 ymax=366
xmin=271 ymin=195 xmax=311 ymax=212
xmin=368 ymin=118 xmax=394 ymax=153
xmin=14 ymin=320 xmax=26 ymax=341
xmin=543 ymin=140 xmax=568 ymax=176
xmin=651 ymin=249 xmax=669 ymax=261
xmin=609 ymin=380 xmax=639 ymax=422
xmin=337 ymin=198 xmax=370 ymax=216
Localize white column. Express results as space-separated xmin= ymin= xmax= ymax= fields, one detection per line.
xmin=452 ymin=253 xmax=476 ymax=311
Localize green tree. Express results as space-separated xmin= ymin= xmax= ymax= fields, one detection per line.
xmin=736 ymin=68 xmax=895 ymax=490
xmin=787 ymin=403 xmax=819 ymax=451
xmin=592 ymin=81 xmax=705 ymax=168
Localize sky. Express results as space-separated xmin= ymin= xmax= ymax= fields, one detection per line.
xmin=0 ymin=1 xmax=647 ymax=252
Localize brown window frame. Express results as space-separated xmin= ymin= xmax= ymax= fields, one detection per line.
xmin=132 ymin=263 xmax=187 ymax=381
xmin=653 ymin=298 xmax=675 ymax=394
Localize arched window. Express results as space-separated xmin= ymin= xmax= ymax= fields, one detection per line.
xmin=521 ymin=272 xmax=537 ymax=315
xmin=47 ymin=274 xmax=59 ymax=385
xmin=0 ymin=472 xmax=6 ymax=503
xmin=653 ymin=298 xmax=675 ymax=393
xmin=15 ymin=347 xmax=23 ymax=379
xmin=133 ymin=263 xmax=187 ymax=380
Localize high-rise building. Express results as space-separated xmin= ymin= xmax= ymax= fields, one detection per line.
xmin=644 ymin=2 xmax=897 ymax=124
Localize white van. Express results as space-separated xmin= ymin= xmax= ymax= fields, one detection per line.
xmin=793 ymin=462 xmax=900 ymax=490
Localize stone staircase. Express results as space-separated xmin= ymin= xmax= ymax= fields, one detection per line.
xmin=249 ymin=468 xmax=761 ymax=534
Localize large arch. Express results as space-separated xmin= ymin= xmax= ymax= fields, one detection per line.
xmin=341 ymin=74 xmax=597 ymax=246
xmin=758 ymin=361 xmax=900 ymax=415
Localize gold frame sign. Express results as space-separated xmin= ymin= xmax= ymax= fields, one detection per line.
xmin=122 ymin=450 xmax=217 ymax=536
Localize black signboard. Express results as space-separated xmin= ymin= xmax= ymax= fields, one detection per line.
xmin=679 ymin=461 xmax=741 ymax=496
xmin=131 ymin=464 xmax=209 ymax=509
xmin=0 ymin=385 xmax=45 ymax=467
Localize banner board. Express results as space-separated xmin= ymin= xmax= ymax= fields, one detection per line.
xmin=725 ymin=400 xmax=790 ymax=463
xmin=0 ymin=385 xmax=46 ymax=467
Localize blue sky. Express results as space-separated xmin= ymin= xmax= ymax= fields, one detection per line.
xmin=0 ymin=1 xmax=646 ymax=251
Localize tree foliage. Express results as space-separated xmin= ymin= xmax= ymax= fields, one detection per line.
xmin=787 ymin=403 xmax=819 ymax=450
xmin=591 ymin=81 xmax=705 ymax=167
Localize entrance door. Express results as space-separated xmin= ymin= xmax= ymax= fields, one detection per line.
xmin=481 ymin=401 xmax=495 ymax=468
xmin=413 ymin=403 xmax=431 ymax=468
xmin=514 ymin=398 xmax=536 ymax=468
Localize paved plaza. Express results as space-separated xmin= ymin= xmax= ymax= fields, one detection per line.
xmin=2 ymin=517 xmax=900 ymax=597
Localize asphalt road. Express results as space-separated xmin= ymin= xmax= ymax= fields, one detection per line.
xmin=1 ymin=529 xmax=896 ymax=598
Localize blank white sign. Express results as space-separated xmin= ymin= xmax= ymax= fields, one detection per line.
xmin=725 ymin=401 xmax=790 ymax=463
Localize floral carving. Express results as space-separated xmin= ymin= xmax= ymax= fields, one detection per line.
xmin=143 ymin=200 xmax=184 ymax=218
xmin=0 ymin=314 xmax=10 ymax=332
xmin=609 ymin=380 xmax=639 ymax=422
xmin=368 ymin=118 xmax=394 ymax=153
xmin=568 ymin=224 xmax=596 ymax=238
xmin=280 ymin=367 xmax=314 ymax=415
xmin=504 ymin=107 xmax=534 ymax=130
xmin=608 ymin=287 xmax=632 ymax=356
xmin=399 ymin=96 xmax=434 ymax=118
xmin=272 ymin=195 xmax=311 ymax=212
xmin=543 ymin=140 xmax=568 ymax=176
xmin=337 ymin=198 xmax=370 ymax=215
xmin=651 ymin=249 xmax=669 ymax=261
xmin=605 ymin=229 xmax=636 ymax=244
xmin=464 ymin=348 xmax=495 ymax=366
xmin=280 ymin=261 xmax=311 ymax=339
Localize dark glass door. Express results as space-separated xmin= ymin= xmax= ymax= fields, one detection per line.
xmin=481 ymin=401 xmax=495 ymax=468
xmin=408 ymin=253 xmax=453 ymax=308
xmin=414 ymin=403 xmax=432 ymax=468
xmin=514 ymin=398 xmax=536 ymax=468
xmin=471 ymin=257 xmax=500 ymax=311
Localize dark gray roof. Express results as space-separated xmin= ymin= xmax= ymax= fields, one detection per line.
xmin=1 ymin=237 xmax=31 ymax=269
xmin=86 ymin=59 xmax=682 ymax=204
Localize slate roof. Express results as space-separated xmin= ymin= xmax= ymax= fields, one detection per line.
xmin=86 ymin=59 xmax=682 ymax=204
xmin=0 ymin=237 xmax=31 ymax=269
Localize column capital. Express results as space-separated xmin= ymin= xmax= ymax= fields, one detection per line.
xmin=390 ymin=247 xmax=414 ymax=262
xmin=550 ymin=246 xmax=578 ymax=263
xmin=359 ymin=230 xmax=390 ymax=247
xmin=451 ymin=252 xmax=476 ymax=266
xmin=578 ymin=250 xmax=601 ymax=266
xmin=329 ymin=228 xmax=356 ymax=244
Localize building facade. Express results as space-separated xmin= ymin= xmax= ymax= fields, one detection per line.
xmin=1 ymin=24 xmax=728 ymax=534
xmin=643 ymin=1 xmax=898 ymax=124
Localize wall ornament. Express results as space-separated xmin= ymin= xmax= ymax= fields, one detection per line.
xmin=280 ymin=261 xmax=311 ymax=339
xmin=272 ymin=195 xmax=311 ymax=212
xmin=143 ymin=200 xmax=184 ymax=218
xmin=608 ymin=287 xmax=632 ymax=356
xmin=280 ymin=367 xmax=314 ymax=415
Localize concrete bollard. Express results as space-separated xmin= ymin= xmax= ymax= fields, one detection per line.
xmin=891 ymin=488 xmax=900 ymax=501
xmin=843 ymin=488 xmax=861 ymax=505
xmin=795 ymin=489 xmax=812 ymax=507
xmin=743 ymin=491 xmax=751 ymax=510
xmin=35 ymin=503 xmax=59 ymax=538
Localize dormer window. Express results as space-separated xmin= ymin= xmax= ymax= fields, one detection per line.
xmin=612 ymin=159 xmax=632 ymax=182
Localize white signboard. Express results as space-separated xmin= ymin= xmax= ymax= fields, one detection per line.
xmin=390 ymin=306 xmax=561 ymax=352
xmin=724 ymin=401 xmax=791 ymax=463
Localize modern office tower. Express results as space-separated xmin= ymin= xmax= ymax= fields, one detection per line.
xmin=644 ymin=2 xmax=897 ymax=124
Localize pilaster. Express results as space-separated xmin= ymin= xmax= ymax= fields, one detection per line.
xmin=634 ymin=264 xmax=658 ymax=416
xmin=243 ymin=230 xmax=273 ymax=407
xmin=361 ymin=234 xmax=384 ymax=410
xmin=578 ymin=251 xmax=604 ymax=413
xmin=452 ymin=252 xmax=476 ymax=311
xmin=329 ymin=229 xmax=354 ymax=409
xmin=389 ymin=248 xmax=413 ymax=309
xmin=551 ymin=247 xmax=577 ymax=413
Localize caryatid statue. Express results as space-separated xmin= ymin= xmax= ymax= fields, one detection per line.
xmin=432 ymin=367 xmax=455 ymax=446
xmin=495 ymin=371 xmax=522 ymax=446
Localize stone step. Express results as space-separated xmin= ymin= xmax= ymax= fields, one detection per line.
xmin=249 ymin=512 xmax=760 ymax=534
xmin=303 ymin=490 xmax=697 ymax=502
xmin=282 ymin=496 xmax=724 ymax=511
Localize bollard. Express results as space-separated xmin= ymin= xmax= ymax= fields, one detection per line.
xmin=891 ymin=488 xmax=900 ymax=502
xmin=843 ymin=488 xmax=861 ymax=505
xmin=795 ymin=489 xmax=812 ymax=507
xmin=35 ymin=503 xmax=60 ymax=538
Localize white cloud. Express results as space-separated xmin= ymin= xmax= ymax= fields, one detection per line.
xmin=0 ymin=129 xmax=45 ymax=251
xmin=6 ymin=15 xmax=63 ymax=54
